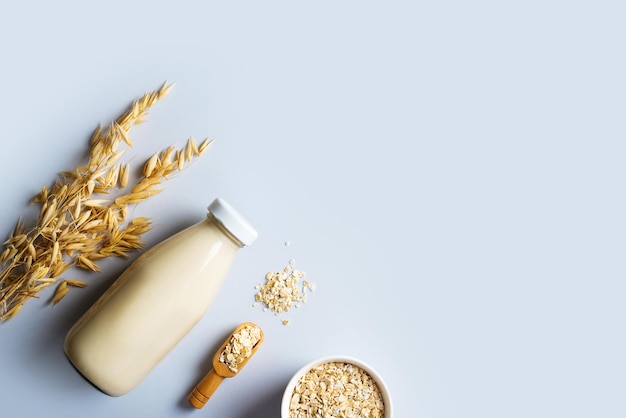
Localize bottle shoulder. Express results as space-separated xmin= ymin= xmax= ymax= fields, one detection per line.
xmin=149 ymin=218 xmax=240 ymax=253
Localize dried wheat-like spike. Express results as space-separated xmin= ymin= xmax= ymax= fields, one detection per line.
xmin=115 ymin=122 xmax=133 ymax=147
xmin=51 ymin=281 xmax=69 ymax=305
xmin=0 ymin=81 xmax=213 ymax=322
xmin=198 ymin=138 xmax=214 ymax=155
xmin=76 ymin=255 xmax=100 ymax=272
xmin=66 ymin=279 xmax=87 ymax=288
xmin=143 ymin=153 xmax=159 ymax=178
xmin=119 ymin=164 xmax=130 ymax=188
xmin=1 ymin=302 xmax=23 ymax=321
xmin=184 ymin=138 xmax=195 ymax=161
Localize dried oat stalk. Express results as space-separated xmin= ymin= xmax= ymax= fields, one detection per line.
xmin=0 ymin=82 xmax=213 ymax=321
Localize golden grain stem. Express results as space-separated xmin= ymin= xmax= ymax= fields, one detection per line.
xmin=0 ymin=82 xmax=203 ymax=321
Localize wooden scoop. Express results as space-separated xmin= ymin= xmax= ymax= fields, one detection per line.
xmin=188 ymin=322 xmax=264 ymax=409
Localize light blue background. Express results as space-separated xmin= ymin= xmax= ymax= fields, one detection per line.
xmin=1 ymin=1 xmax=624 ymax=417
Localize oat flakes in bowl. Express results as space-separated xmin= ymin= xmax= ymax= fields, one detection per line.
xmin=281 ymin=356 xmax=392 ymax=418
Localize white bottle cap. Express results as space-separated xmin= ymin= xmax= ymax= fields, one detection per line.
xmin=208 ymin=198 xmax=258 ymax=246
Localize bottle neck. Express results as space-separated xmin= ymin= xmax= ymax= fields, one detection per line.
xmin=207 ymin=213 xmax=246 ymax=248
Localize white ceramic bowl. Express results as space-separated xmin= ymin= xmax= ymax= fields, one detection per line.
xmin=281 ymin=355 xmax=393 ymax=418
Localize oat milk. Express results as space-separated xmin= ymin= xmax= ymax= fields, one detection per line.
xmin=64 ymin=198 xmax=257 ymax=396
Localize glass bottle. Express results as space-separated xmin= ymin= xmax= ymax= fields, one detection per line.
xmin=64 ymin=198 xmax=257 ymax=396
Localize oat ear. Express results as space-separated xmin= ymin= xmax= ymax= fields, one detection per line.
xmin=0 ymin=82 xmax=212 ymax=322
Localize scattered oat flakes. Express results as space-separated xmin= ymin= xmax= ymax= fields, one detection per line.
xmin=282 ymin=319 xmax=290 ymax=326
xmin=253 ymin=256 xmax=315 ymax=323
xmin=289 ymin=362 xmax=384 ymax=418
xmin=218 ymin=324 xmax=262 ymax=373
